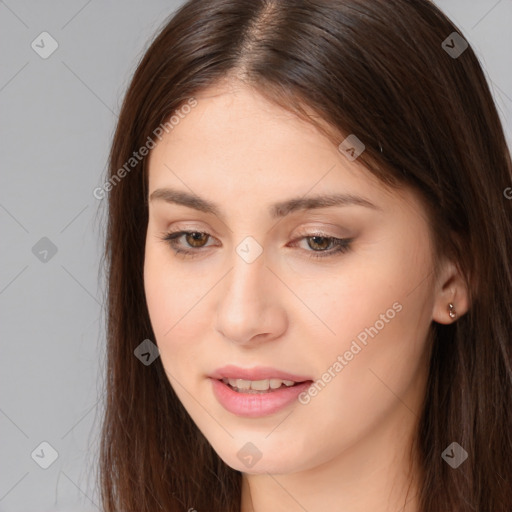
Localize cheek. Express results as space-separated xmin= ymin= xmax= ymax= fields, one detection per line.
xmin=294 ymin=241 xmax=432 ymax=419
xmin=143 ymin=248 xmax=211 ymax=378
xmin=293 ymin=294 xmax=429 ymax=468
xmin=285 ymin=235 xmax=430 ymax=354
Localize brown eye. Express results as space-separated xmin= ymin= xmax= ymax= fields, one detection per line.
xmin=290 ymin=233 xmax=353 ymax=260
xmin=162 ymin=230 xmax=215 ymax=257
xmin=162 ymin=230 xmax=351 ymax=261
xmin=184 ymin=232 xmax=209 ymax=248
xmin=306 ymin=236 xmax=333 ymax=251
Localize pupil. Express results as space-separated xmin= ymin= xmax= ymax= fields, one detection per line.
xmin=186 ymin=232 xmax=207 ymax=247
xmin=309 ymin=236 xmax=330 ymax=250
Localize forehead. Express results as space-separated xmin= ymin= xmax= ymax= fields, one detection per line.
xmin=150 ymin=83 xmax=380 ymax=185
xmin=146 ymin=81 xmax=422 ymax=223
xmin=166 ymin=84 xmax=332 ymax=156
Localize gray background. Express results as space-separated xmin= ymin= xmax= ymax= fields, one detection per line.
xmin=1 ymin=1 xmax=511 ymax=511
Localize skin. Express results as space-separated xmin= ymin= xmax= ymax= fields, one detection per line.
xmin=143 ymin=79 xmax=469 ymax=512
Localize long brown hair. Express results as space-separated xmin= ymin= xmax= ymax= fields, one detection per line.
xmin=99 ymin=0 xmax=512 ymax=510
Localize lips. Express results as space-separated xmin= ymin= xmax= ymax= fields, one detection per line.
xmin=209 ymin=364 xmax=313 ymax=383
xmin=208 ymin=365 xmax=314 ymax=417
xmin=210 ymin=378 xmax=314 ymax=417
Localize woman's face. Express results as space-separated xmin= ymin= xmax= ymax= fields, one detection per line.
xmin=144 ymin=81 xmax=439 ymax=475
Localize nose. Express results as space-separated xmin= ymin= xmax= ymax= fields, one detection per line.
xmin=214 ymin=246 xmax=288 ymax=347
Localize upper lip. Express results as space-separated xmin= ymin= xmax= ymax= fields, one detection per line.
xmin=209 ymin=365 xmax=313 ymax=382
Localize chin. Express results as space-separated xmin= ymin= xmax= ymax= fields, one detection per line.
xmin=227 ymin=458 xmax=297 ymax=475
xmin=212 ymin=442 xmax=309 ymax=475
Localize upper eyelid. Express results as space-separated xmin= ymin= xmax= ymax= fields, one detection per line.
xmin=158 ymin=212 xmax=356 ymax=236
xmin=166 ymin=228 xmax=345 ymax=239
xmin=164 ymin=220 xmax=350 ymax=237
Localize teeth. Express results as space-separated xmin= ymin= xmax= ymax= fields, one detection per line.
xmin=223 ymin=378 xmax=297 ymax=391
xmin=270 ymin=378 xmax=284 ymax=389
xmin=249 ymin=379 xmax=269 ymax=391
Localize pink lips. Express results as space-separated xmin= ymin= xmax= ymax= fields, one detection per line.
xmin=209 ymin=365 xmax=313 ymax=383
xmin=208 ymin=365 xmax=314 ymax=418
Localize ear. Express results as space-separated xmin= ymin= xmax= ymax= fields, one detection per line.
xmin=431 ymin=258 xmax=470 ymax=325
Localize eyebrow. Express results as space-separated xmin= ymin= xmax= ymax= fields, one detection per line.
xmin=149 ymin=187 xmax=380 ymax=220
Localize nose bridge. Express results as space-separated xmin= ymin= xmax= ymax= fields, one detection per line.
xmin=215 ymin=240 xmax=283 ymax=344
xmin=222 ymin=242 xmax=269 ymax=310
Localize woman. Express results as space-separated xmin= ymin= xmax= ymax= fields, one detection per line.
xmin=99 ymin=0 xmax=512 ymax=510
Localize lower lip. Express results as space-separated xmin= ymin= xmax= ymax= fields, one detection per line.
xmin=209 ymin=378 xmax=313 ymax=418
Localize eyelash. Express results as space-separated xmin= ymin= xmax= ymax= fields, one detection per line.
xmin=160 ymin=230 xmax=352 ymax=260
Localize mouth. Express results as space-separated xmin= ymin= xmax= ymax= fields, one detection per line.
xmin=209 ymin=364 xmax=313 ymax=384
xmin=208 ymin=365 xmax=314 ymax=416
xmin=209 ymin=366 xmax=315 ymax=417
